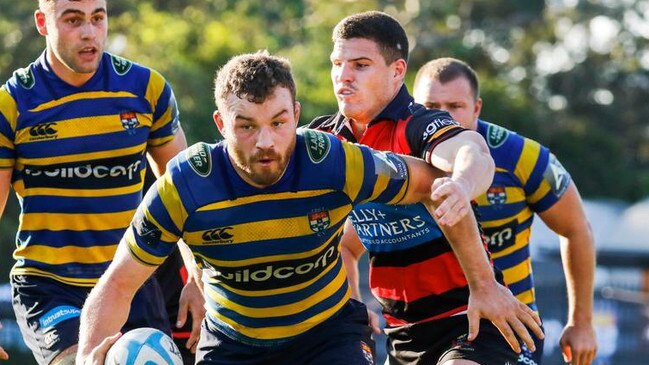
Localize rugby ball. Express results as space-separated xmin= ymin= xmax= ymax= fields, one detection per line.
xmin=104 ymin=327 xmax=183 ymax=365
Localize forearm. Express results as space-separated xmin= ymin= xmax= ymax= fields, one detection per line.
xmin=560 ymin=230 xmax=596 ymax=324
xmin=437 ymin=208 xmax=497 ymax=291
xmin=449 ymin=143 xmax=494 ymax=199
xmin=178 ymin=239 xmax=202 ymax=287
xmin=342 ymin=246 xmax=363 ymax=301
xmin=77 ymin=276 xmax=133 ymax=360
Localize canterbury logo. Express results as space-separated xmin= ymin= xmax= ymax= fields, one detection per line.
xmin=202 ymin=227 xmax=234 ymax=242
xmin=29 ymin=123 xmax=57 ymax=137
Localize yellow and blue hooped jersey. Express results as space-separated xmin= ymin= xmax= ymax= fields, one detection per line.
xmin=0 ymin=52 xmax=180 ymax=286
xmin=475 ymin=120 xmax=571 ymax=309
xmin=125 ymin=129 xmax=411 ymax=346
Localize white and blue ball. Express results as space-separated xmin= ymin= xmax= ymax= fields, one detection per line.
xmin=104 ymin=327 xmax=183 ymax=365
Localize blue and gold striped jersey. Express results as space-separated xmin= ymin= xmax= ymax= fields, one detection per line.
xmin=475 ymin=120 xmax=571 ymax=309
xmin=0 ymin=52 xmax=180 ymax=286
xmin=125 ymin=129 xmax=411 ymax=346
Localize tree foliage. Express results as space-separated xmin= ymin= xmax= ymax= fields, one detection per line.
xmin=1 ymin=0 xmax=648 ymax=278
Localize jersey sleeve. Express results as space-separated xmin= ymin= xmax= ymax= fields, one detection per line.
xmin=146 ymin=69 xmax=181 ymax=147
xmin=404 ymin=106 xmax=466 ymax=159
xmin=125 ymin=163 xmax=188 ymax=266
xmin=516 ymin=138 xmax=572 ymax=213
xmin=0 ymin=86 xmax=17 ymax=169
xmin=339 ymin=139 xmax=410 ymax=206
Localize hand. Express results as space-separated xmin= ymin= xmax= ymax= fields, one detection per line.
xmin=0 ymin=322 xmax=8 ymax=361
xmin=559 ymin=323 xmax=597 ymax=365
xmin=467 ymin=282 xmax=544 ymax=353
xmin=79 ymin=333 xmax=121 ymax=365
xmin=430 ymin=177 xmax=471 ymax=226
xmin=176 ymin=279 xmax=206 ymax=353
xmin=367 ymin=309 xmax=381 ymax=335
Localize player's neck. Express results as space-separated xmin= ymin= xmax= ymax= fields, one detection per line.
xmin=46 ymin=49 xmax=96 ymax=87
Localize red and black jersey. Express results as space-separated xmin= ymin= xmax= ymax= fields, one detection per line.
xmin=309 ymin=85 xmax=501 ymax=327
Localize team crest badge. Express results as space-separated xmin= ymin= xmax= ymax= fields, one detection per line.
xmin=486 ymin=186 xmax=507 ymax=205
xmin=308 ymin=210 xmax=330 ymax=233
xmin=120 ymin=112 xmax=140 ymax=135
xmin=360 ymin=341 xmax=374 ymax=364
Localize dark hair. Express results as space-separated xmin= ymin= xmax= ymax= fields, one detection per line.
xmin=332 ymin=11 xmax=409 ymax=64
xmin=214 ymin=50 xmax=296 ymax=108
xmin=414 ymin=57 xmax=480 ymax=100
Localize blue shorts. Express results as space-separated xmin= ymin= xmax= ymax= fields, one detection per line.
xmin=196 ymin=299 xmax=375 ymax=365
xmin=11 ymin=274 xmax=171 ymax=365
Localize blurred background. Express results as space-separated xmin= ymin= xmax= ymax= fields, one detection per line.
xmin=1 ymin=0 xmax=648 ymax=364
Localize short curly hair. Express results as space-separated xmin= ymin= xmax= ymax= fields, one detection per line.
xmin=214 ymin=51 xmax=296 ymax=110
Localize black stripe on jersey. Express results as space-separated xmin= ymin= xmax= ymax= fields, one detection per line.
xmin=369 ymin=236 xmax=451 ymax=267
xmin=210 ymin=239 xmax=340 ymax=291
xmin=378 ymin=286 xmax=470 ymax=323
xmin=22 ymin=153 xmax=145 ymax=189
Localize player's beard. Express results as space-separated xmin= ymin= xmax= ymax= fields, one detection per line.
xmin=231 ymin=139 xmax=294 ymax=187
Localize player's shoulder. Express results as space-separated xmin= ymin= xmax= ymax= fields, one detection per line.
xmin=105 ymin=53 xmax=166 ymax=83
xmin=296 ymin=127 xmax=342 ymax=164
xmin=4 ymin=59 xmax=40 ymax=96
xmin=477 ymin=119 xmax=544 ymax=150
xmin=169 ymin=141 xmax=219 ymax=181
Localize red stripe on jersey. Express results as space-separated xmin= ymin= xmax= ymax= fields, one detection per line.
xmin=370 ymin=251 xmax=469 ymax=302
xmin=359 ymin=117 xmax=412 ymax=154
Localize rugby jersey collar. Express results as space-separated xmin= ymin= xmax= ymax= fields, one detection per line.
xmin=370 ymin=84 xmax=414 ymax=124
xmin=38 ymin=51 xmax=107 ymax=91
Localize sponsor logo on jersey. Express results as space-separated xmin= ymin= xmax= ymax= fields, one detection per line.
xmin=14 ymin=67 xmax=35 ymax=89
xmin=133 ymin=211 xmax=162 ymax=247
xmin=38 ymin=306 xmax=81 ymax=329
xmin=544 ymin=153 xmax=570 ymax=197
xmin=187 ymin=143 xmax=211 ymax=177
xmin=308 ymin=209 xmax=330 ymax=233
xmin=486 ymin=186 xmax=507 ymax=205
xmin=349 ymin=205 xmax=435 ymax=246
xmin=213 ymin=244 xmax=337 ymax=290
xmin=120 ymin=112 xmax=140 ymax=135
xmin=201 ymin=227 xmax=234 ymax=244
xmin=28 ymin=122 xmax=58 ymax=141
xmin=483 ymin=219 xmax=517 ymax=253
xmin=23 ymin=153 xmax=144 ymax=189
xmin=371 ymin=151 xmax=408 ymax=180
xmin=421 ymin=118 xmax=456 ymax=141
xmin=486 ymin=124 xmax=509 ymax=148
xmin=304 ymin=129 xmax=330 ymax=164
xmin=44 ymin=329 xmax=60 ymax=349
xmin=111 ymin=54 xmax=132 ymax=75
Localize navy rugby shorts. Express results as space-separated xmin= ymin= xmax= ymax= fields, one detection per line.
xmin=196 ymin=298 xmax=376 ymax=365
xmin=11 ymin=274 xmax=170 ymax=365
xmin=385 ymin=316 xmax=521 ymax=365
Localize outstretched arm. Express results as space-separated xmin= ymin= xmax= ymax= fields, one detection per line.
xmin=147 ymin=129 xmax=205 ymax=353
xmin=539 ymin=183 xmax=597 ymax=365
xmin=77 ymin=240 xmax=158 ymax=364
xmin=428 ymin=198 xmax=544 ymax=354
xmin=426 ymin=131 xmax=494 ymax=224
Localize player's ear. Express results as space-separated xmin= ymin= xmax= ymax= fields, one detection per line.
xmin=293 ymin=101 xmax=301 ymax=126
xmin=213 ymin=111 xmax=225 ymax=135
xmin=34 ymin=10 xmax=48 ymax=36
